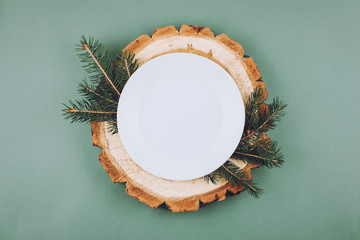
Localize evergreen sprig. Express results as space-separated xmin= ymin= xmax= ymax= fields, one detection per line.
xmin=233 ymin=137 xmax=284 ymax=168
xmin=204 ymin=87 xmax=287 ymax=198
xmin=62 ymin=36 xmax=138 ymax=134
xmin=62 ymin=99 xmax=116 ymax=123
xmin=204 ymin=161 xmax=263 ymax=198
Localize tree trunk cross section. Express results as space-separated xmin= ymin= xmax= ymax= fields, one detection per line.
xmin=91 ymin=25 xmax=267 ymax=212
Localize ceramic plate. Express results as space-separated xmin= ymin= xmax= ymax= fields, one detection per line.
xmin=117 ymin=53 xmax=245 ymax=181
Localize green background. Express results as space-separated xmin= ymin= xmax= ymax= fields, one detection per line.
xmin=1 ymin=0 xmax=359 ymax=239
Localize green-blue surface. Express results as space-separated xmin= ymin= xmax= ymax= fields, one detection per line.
xmin=1 ymin=0 xmax=359 ymax=239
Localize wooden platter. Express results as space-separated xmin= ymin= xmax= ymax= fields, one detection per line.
xmin=91 ymin=25 xmax=267 ymax=212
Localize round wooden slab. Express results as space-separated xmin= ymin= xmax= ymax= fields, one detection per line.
xmin=91 ymin=25 xmax=267 ymax=212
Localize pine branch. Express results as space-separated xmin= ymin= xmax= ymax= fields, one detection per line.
xmin=256 ymin=138 xmax=275 ymax=154
xmin=106 ymin=119 xmax=119 ymax=135
xmin=232 ymin=135 xmax=284 ymax=168
xmin=244 ymin=87 xmax=264 ymax=132
xmin=114 ymin=50 xmax=139 ymax=93
xmin=203 ymin=171 xmax=220 ymax=184
xmin=83 ymin=85 xmax=114 ymax=103
xmin=67 ymin=109 xmax=117 ymax=114
xmin=78 ymin=36 xmax=121 ymax=96
xmin=204 ymin=87 xmax=286 ymax=197
xmin=232 ymin=151 xmax=283 ymax=168
xmin=242 ymin=89 xmax=286 ymax=141
xmin=62 ymin=99 xmax=116 ymax=124
xmin=63 ymin=36 xmax=139 ymax=134
xmin=218 ymin=161 xmax=263 ymax=198
xmin=78 ymin=79 xmax=117 ymax=105
xmin=257 ymin=99 xmax=286 ymax=131
xmin=124 ymin=54 xmax=131 ymax=78
xmin=255 ymin=139 xmax=284 ymax=167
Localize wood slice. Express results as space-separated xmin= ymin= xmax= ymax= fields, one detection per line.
xmin=91 ymin=25 xmax=267 ymax=212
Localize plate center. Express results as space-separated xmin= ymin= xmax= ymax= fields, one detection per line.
xmin=139 ymin=76 xmax=222 ymax=156
xmin=117 ymin=53 xmax=245 ymax=181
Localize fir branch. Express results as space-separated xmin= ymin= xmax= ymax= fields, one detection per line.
xmin=66 ymin=109 xmax=117 ymax=114
xmin=232 ymin=151 xmax=283 ymax=168
xmin=206 ymin=87 xmax=286 ymax=197
xmin=106 ymin=119 xmax=119 ymax=135
xmin=63 ymin=36 xmax=139 ymax=134
xmin=79 ymin=37 xmax=121 ymax=96
xmin=255 ymin=139 xmax=284 ymax=167
xmin=242 ymin=90 xmax=286 ymax=141
xmin=256 ymin=138 xmax=275 ymax=154
xmin=62 ymin=99 xmax=116 ymax=124
xmin=203 ymin=171 xmax=220 ymax=184
xmin=233 ymin=152 xmax=273 ymax=161
xmin=232 ymin=134 xmax=284 ymax=168
xmin=124 ymin=54 xmax=131 ymax=78
xmin=243 ymin=87 xmax=264 ymax=132
xmin=114 ymin=50 xmax=139 ymax=93
xmin=78 ymin=79 xmax=117 ymax=104
xmin=219 ymin=161 xmax=263 ymax=198
xmin=256 ymin=99 xmax=285 ymax=131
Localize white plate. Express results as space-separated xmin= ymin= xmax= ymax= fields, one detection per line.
xmin=117 ymin=53 xmax=245 ymax=181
